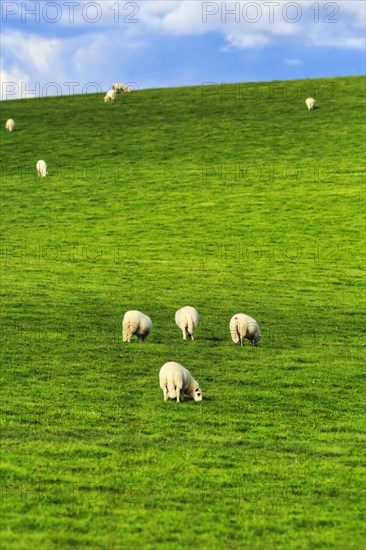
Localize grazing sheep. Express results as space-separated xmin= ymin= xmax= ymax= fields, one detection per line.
xmin=112 ymin=82 xmax=132 ymax=93
xmin=122 ymin=310 xmax=152 ymax=342
xmin=159 ymin=362 xmax=202 ymax=403
xmin=230 ymin=313 xmax=261 ymax=346
xmin=36 ymin=160 xmax=47 ymax=177
xmin=5 ymin=119 xmax=15 ymax=132
xmin=104 ymin=89 xmax=116 ymax=103
xmin=305 ymin=97 xmax=316 ymax=111
xmin=175 ymin=306 xmax=199 ymax=340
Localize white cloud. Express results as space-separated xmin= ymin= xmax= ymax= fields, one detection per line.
xmin=153 ymin=1 xmax=206 ymax=35
xmin=0 ymin=25 xmax=140 ymax=97
xmin=284 ymin=58 xmax=303 ymax=66
xmin=2 ymin=30 xmax=62 ymax=74
xmin=136 ymin=0 xmax=365 ymax=50
xmin=1 ymin=0 xmax=364 ymax=99
xmin=0 ymin=67 xmax=32 ymax=100
xmin=1 ymin=30 xmax=66 ymax=99
xmin=339 ymin=1 xmax=366 ymax=29
xmin=139 ymin=0 xmax=182 ymax=17
xmin=72 ymin=35 xmax=106 ymax=76
xmin=309 ymin=23 xmax=365 ymax=50
xmin=223 ymin=32 xmax=269 ymax=50
xmin=314 ymin=36 xmax=365 ymax=49
xmin=1 ymin=30 xmax=79 ymax=98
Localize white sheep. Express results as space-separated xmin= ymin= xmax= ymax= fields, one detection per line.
xmin=36 ymin=160 xmax=47 ymax=177
xmin=159 ymin=361 xmax=202 ymax=403
xmin=305 ymin=97 xmax=316 ymax=111
xmin=122 ymin=310 xmax=152 ymax=342
xmin=5 ymin=119 xmax=15 ymax=132
xmin=175 ymin=306 xmax=199 ymax=340
xmin=230 ymin=313 xmax=261 ymax=346
xmin=112 ymin=83 xmax=132 ymax=93
xmin=104 ymin=90 xmax=116 ymax=103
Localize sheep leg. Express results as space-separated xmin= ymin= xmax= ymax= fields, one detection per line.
xmin=191 ymin=334 xmax=194 ymax=341
xmin=237 ymin=327 xmax=242 ymax=346
xmin=235 ymin=324 xmax=241 ymax=346
xmin=183 ymin=328 xmax=187 ymax=340
xmin=240 ymin=327 xmax=246 ymax=346
xmin=163 ymin=387 xmax=168 ymax=401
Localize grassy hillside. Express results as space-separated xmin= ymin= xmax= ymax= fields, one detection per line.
xmin=1 ymin=75 xmax=365 ymax=549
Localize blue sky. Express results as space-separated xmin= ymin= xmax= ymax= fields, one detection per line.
xmin=1 ymin=1 xmax=365 ymax=99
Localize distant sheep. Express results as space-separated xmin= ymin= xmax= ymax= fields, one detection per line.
xmin=122 ymin=310 xmax=152 ymax=342
xmin=36 ymin=160 xmax=47 ymax=177
xmin=230 ymin=313 xmax=261 ymax=346
xmin=175 ymin=306 xmax=199 ymax=340
xmin=112 ymin=82 xmax=132 ymax=93
xmin=104 ymin=90 xmax=116 ymax=103
xmin=305 ymin=98 xmax=316 ymax=111
xmin=159 ymin=362 xmax=202 ymax=403
xmin=5 ymin=119 xmax=15 ymax=132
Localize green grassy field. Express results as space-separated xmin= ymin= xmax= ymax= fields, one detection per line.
xmin=1 ymin=75 xmax=365 ymax=549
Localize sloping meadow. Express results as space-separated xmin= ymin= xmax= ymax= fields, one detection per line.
xmin=1 ymin=76 xmax=365 ymax=549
